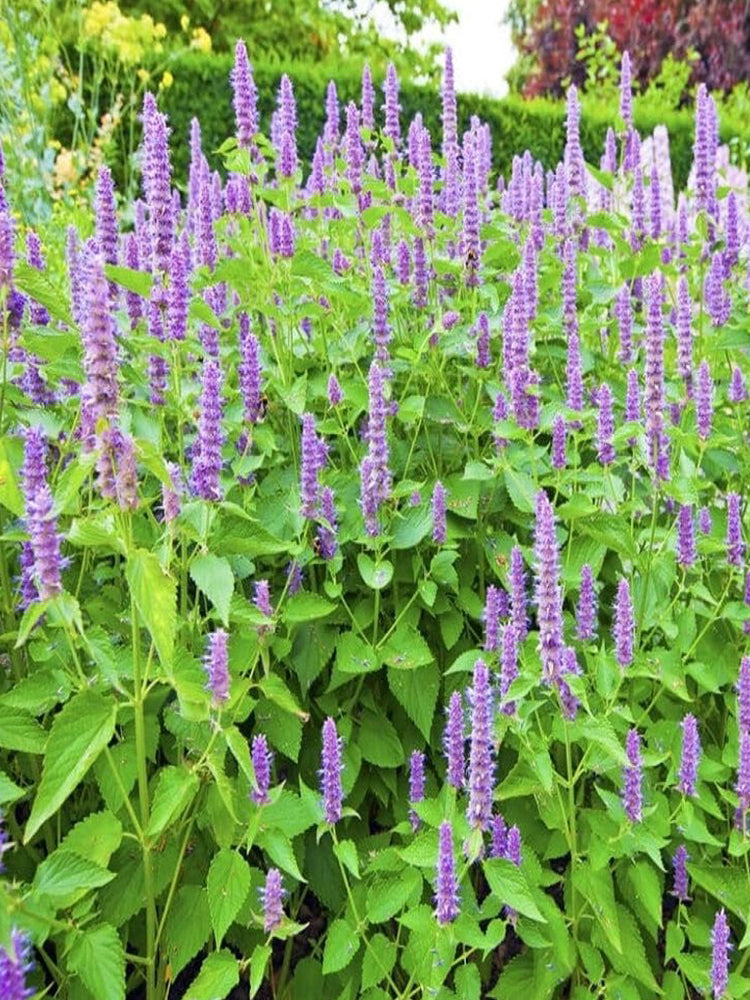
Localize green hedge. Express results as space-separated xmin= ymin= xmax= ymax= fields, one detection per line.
xmin=68 ymin=50 xmax=750 ymax=192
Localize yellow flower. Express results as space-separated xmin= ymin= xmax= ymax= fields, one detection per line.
xmin=160 ymin=70 xmax=173 ymax=89
xmin=154 ymin=22 xmax=167 ymax=39
xmin=54 ymin=149 xmax=77 ymax=186
xmin=180 ymin=14 xmax=190 ymax=31
xmin=50 ymin=79 xmax=67 ymax=104
xmin=137 ymin=68 xmax=151 ymax=83
xmin=190 ymin=27 xmax=212 ymax=53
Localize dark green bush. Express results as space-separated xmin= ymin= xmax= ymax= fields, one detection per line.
xmin=67 ymin=49 xmax=750 ymax=192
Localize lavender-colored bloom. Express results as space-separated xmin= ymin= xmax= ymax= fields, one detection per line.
xmin=413 ymin=237 xmax=428 ymax=308
xmin=25 ymin=231 xmax=50 ymax=325
xmin=0 ymin=930 xmax=34 ymax=1000
xmin=99 ymin=427 xmax=138 ymax=511
xmin=275 ymin=75 xmax=298 ymax=177
xmin=434 ymin=821 xmax=459 ymax=925
xmin=232 ymin=40 xmax=258 ymax=150
xmin=500 ymin=623 xmax=518 ymax=715
xmin=534 ymin=490 xmax=564 ymax=682
xmin=254 ymin=580 xmax=272 ymax=618
xmin=167 ymin=231 xmax=189 ymax=341
xmin=80 ymin=252 xmax=120 ymax=445
xmin=320 ymin=717 xmax=344 ymax=824
xmin=625 ymin=368 xmax=640 ymax=442
xmin=22 ymin=437 xmax=62 ymax=602
xmin=204 ymin=630 xmax=230 ymax=705
xmin=644 ymin=272 xmax=668 ymax=479
xmin=506 ymin=825 xmax=521 ymax=867
xmin=672 ymin=846 xmax=689 ymax=902
xmin=735 ymin=732 xmax=750 ymax=831
xmin=566 ymin=334 xmax=584 ymax=416
xmin=300 ymin=413 xmax=324 ymax=518
xmin=490 ymin=814 xmax=508 ymax=859
xmin=675 ymin=276 xmax=693 ymax=385
xmin=614 ymin=578 xmax=634 ymax=668
xmin=260 ymin=869 xmax=284 ymax=933
xmin=710 ymin=909 xmax=731 ymax=999
xmin=238 ymin=313 xmax=262 ymax=424
xmin=678 ymin=713 xmax=700 ymax=796
xmin=596 ymin=382 xmax=615 ymax=465
xmin=693 ymin=84 xmax=717 ymax=217
xmin=698 ymin=506 xmax=712 ymax=535
xmin=729 ymin=366 xmax=747 ymax=403
xmin=476 ymin=312 xmax=490 ymax=369
xmin=737 ymin=657 xmax=750 ymax=733
xmin=360 ymin=63 xmax=375 ymax=132
xmin=162 ymin=462 xmax=182 ymax=524
xmin=676 ymin=505 xmax=696 ymax=568
xmin=361 ymin=361 xmax=391 ymax=535
xmin=418 ymin=127 xmax=434 ymax=236
xmin=509 ymin=545 xmax=528 ymax=642
xmin=286 ymin=561 xmax=303 ymax=595
xmin=408 ymin=750 xmax=425 ymax=832
xmin=551 ymin=415 xmax=566 ymax=470
xmin=317 ymin=486 xmax=338 ymax=560
xmin=483 ymin=585 xmax=503 ymax=653
xmin=444 ymin=690 xmax=464 ymax=789
xmin=576 ymin=564 xmax=597 ymax=641
xmin=695 ymin=360 xmax=713 ymax=440
xmin=726 ymin=492 xmax=744 ymax=566
xmin=141 ymin=92 xmax=174 ymax=273
xmin=95 ymin=165 xmax=118 ymax=276
xmin=620 ymin=51 xmax=633 ymax=128
xmin=705 ymin=252 xmax=731 ymax=327
xmin=622 ymin=728 xmax=643 ymax=823
xmin=462 ymin=131 xmax=481 ymax=286
xmin=327 ymin=373 xmax=342 ymax=407
xmin=251 ymin=734 xmax=272 ymax=804
xmin=344 ymin=102 xmax=363 ymax=196
xmin=383 ymin=63 xmax=401 ymax=148
xmin=191 ymin=359 xmax=224 ymax=500
xmin=615 ymin=286 xmax=633 ymax=365
xmin=122 ymin=233 xmax=142 ymax=328
xmin=467 ymin=659 xmax=494 ymax=831
xmin=564 ymin=85 xmax=585 ymax=199
xmin=431 ymin=481 xmax=447 ymax=544
xmin=396 ymin=239 xmax=411 ymax=285
xmin=372 ymin=265 xmax=390 ymax=362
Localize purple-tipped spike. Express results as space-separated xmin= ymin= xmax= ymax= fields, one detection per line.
xmin=672 ymin=845 xmax=689 ymax=902
xmin=204 ymin=629 xmax=230 ymax=705
xmin=444 ymin=690 xmax=464 ymax=789
xmin=509 ymin=545 xmax=528 ymax=642
xmin=434 ymin=821 xmax=459 ymax=925
xmin=614 ymin=578 xmax=634 ymax=668
xmin=622 ymin=728 xmax=643 ymax=823
xmin=596 ymin=382 xmax=615 ymax=465
xmin=695 ymin=360 xmax=713 ymax=440
xmin=431 ymin=481 xmax=447 ymax=544
xmin=676 ymin=505 xmax=696 ymax=568
xmin=191 ymin=359 xmax=224 ymax=501
xmin=534 ymin=490 xmax=564 ymax=682
xmin=260 ymin=868 xmax=284 ymax=933
xmin=576 ymin=564 xmax=597 ymax=641
xmin=726 ymin=492 xmax=744 ymax=566
xmin=408 ymin=750 xmax=425 ymax=832
xmin=467 ymin=659 xmax=494 ymax=831
xmin=678 ymin=713 xmax=701 ymax=796
xmin=254 ymin=580 xmax=272 ymax=618
xmin=320 ymin=717 xmax=344 ymax=824
xmin=737 ymin=656 xmax=750 ymax=733
xmin=232 ymin=40 xmax=258 ymax=150
xmin=251 ymin=734 xmax=272 ymax=804
xmin=710 ymin=909 xmax=731 ymax=999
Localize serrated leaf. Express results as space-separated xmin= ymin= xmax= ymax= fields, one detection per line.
xmin=483 ymin=858 xmax=547 ymax=922
xmin=362 ymin=932 xmax=397 ymax=991
xmin=34 ymin=850 xmax=114 ymax=897
xmin=59 ymin=811 xmax=122 ymax=867
xmin=366 ymin=868 xmax=422 ymax=923
xmin=337 ymin=631 xmax=379 ymax=675
xmin=104 ymin=264 xmax=153 ymax=298
xmin=0 ymin=706 xmax=47 ymax=753
xmin=283 ymin=593 xmax=335 ymax=623
xmin=357 ymin=553 xmax=394 ymax=590
xmin=322 ymin=918 xmax=359 ymax=974
xmin=333 ymin=839 xmax=360 ymax=879
xmin=190 ymin=555 xmax=234 ymax=627
xmin=249 ymin=944 xmax=272 ymax=998
xmin=25 ymin=691 xmax=117 ymax=843
xmin=259 ymin=828 xmax=305 ymax=882
xmin=207 ymin=849 xmax=251 ymax=946
xmin=357 ymin=711 xmax=403 ymax=767
xmin=69 ymin=924 xmax=125 ymax=1000
xmin=184 ymin=950 xmax=240 ymax=1000
xmin=387 ymin=661 xmax=439 ymax=740
xmin=381 ymin=625 xmax=433 ymax=670
xmin=504 ymin=468 xmax=536 ymax=513
xmin=392 ymin=507 xmax=432 ymax=549
xmin=15 ymin=260 xmax=73 ymax=326
xmin=145 ymin=766 xmax=199 ymax=839
xmin=126 ymin=549 xmax=176 ymax=667
xmin=163 ymin=886 xmax=212 ymax=978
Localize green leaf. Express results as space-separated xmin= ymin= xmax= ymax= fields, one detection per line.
xmin=381 ymin=625 xmax=434 ymax=670
xmin=483 ymin=859 xmax=547 ymax=922
xmin=0 ymin=770 xmax=24 ymax=804
xmin=357 ymin=711 xmax=403 ymax=767
xmin=333 ymin=839 xmax=360 ymax=879
xmin=362 ymin=932 xmax=397 ymax=991
xmin=15 ymin=260 xmax=73 ymax=326
xmin=190 ymin=554 xmax=234 ymax=627
xmin=207 ymin=849 xmax=251 ymax=946
xmin=504 ymin=468 xmax=537 ymax=513
xmin=249 ymin=944 xmax=272 ymax=998
xmin=388 ymin=661 xmax=439 ymax=740
xmin=357 ymin=553 xmax=394 ymax=590
xmin=145 ymin=766 xmax=199 ymax=839
xmin=0 ymin=706 xmax=47 ymax=753
xmin=59 ymin=811 xmax=123 ymax=867
xmin=688 ymin=864 xmax=750 ymax=918
xmin=68 ymin=923 xmax=125 ymax=1000
xmin=104 ymin=264 xmax=153 ymax=298
xmin=163 ymin=886 xmax=212 ymax=978
xmin=337 ymin=631 xmax=379 ymax=675
xmin=625 ymin=860 xmax=663 ymax=930
xmin=257 ymin=674 xmax=307 ymax=719
xmin=574 ymin=864 xmax=622 ymax=952
xmin=25 ymin=691 xmax=117 ymax=843
xmin=184 ymin=951 xmax=240 ymax=1000
xmin=392 ymin=507 xmax=432 ymax=549
xmin=283 ymin=593 xmax=335 ymax=622
xmin=259 ymin=828 xmax=305 ymax=882
xmin=34 ymin=850 xmax=114 ymax=898
xmin=0 ymin=437 xmax=23 ymax=516
xmin=366 ymin=868 xmax=422 ymax=922
xmin=126 ymin=549 xmax=177 ymax=667
xmin=322 ymin=918 xmax=359 ymax=975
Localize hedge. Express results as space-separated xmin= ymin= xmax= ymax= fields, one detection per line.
xmin=65 ymin=50 xmax=750 ymax=193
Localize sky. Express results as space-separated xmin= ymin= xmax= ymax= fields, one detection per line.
xmin=367 ymin=0 xmax=515 ymax=97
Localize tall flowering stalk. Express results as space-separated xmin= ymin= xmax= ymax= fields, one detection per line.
xmin=735 ymin=732 xmax=750 ymax=831
xmin=80 ymin=252 xmax=120 ymax=447
xmin=613 ymin=578 xmax=634 ymax=668
xmin=251 ymin=734 xmax=272 ymax=804
xmin=204 ymin=630 xmax=230 ymax=705
xmin=534 ymin=490 xmax=564 ymax=682
xmin=260 ymin=869 xmax=284 ymax=933
xmin=710 ymin=909 xmax=731 ymax=999
xmin=434 ymin=821 xmax=459 ymax=925
xmin=622 ymin=728 xmax=643 ymax=823
xmin=596 ymin=383 xmax=615 ymax=465
xmin=726 ymin=492 xmax=744 ymax=566
xmin=320 ymin=717 xmax=343 ymax=824
xmin=466 ymin=658 xmax=494 ymax=831
xmin=672 ymin=846 xmax=689 ymax=902
xmin=408 ymin=751 xmax=425 ymax=832
xmin=21 ymin=427 xmax=62 ymax=601
xmin=360 ymin=362 xmax=391 ymax=536
xmin=676 ymin=505 xmax=696 ymax=568
xmin=737 ymin=657 xmax=750 ymax=733
xmin=500 ymin=623 xmax=518 ymax=714
xmin=576 ymin=564 xmax=597 ymax=641
xmin=232 ymin=40 xmax=258 ymax=151
xmin=644 ymin=272 xmax=668 ymax=479
xmin=509 ymin=545 xmax=528 ymax=642
xmin=0 ymin=930 xmax=34 ymax=1000
xmin=678 ymin=714 xmax=701 ymax=797
xmin=444 ymin=691 xmax=464 ymax=789
xmin=191 ymin=358 xmax=224 ymax=501
xmin=431 ymin=481 xmax=446 ymax=544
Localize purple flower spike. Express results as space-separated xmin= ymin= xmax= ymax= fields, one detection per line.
xmin=735 ymin=732 xmax=750 ymax=831
xmin=509 ymin=545 xmax=528 ymax=642
xmin=444 ymin=690 xmax=465 ymax=789
xmin=534 ymin=490 xmax=564 ymax=682
xmin=260 ymin=868 xmax=284 ymax=934
xmin=95 ymin=165 xmax=118 ymax=276
xmin=622 ymin=728 xmax=643 ymax=823
xmin=0 ymin=930 xmax=34 ymax=1000
xmin=490 ymin=814 xmax=508 ymax=859
xmin=317 ymin=486 xmax=338 ymax=560
xmin=191 ymin=358 xmax=224 ymax=501
xmin=383 ymin=63 xmax=401 ymax=148
xmin=232 ymin=40 xmax=258 ymax=150
xmin=204 ymin=630 xmax=230 ymax=705
xmin=614 ymin=578 xmax=634 ymax=668
xmin=476 ymin=312 xmax=491 ymax=369
xmin=576 ymin=564 xmax=597 ymax=641
xmin=726 ymin=492 xmax=744 ymax=566
xmin=675 ymin=276 xmax=693 ymax=385
xmin=551 ymin=415 xmax=566 ymax=470
xmin=483 ymin=585 xmax=503 ymax=653
xmin=645 ymin=272 xmax=668 ymax=479
xmin=300 ymin=413 xmax=323 ymax=518
xmin=431 ymin=481 xmax=447 ymax=544
xmin=25 ymin=231 xmax=50 ymax=325
xmin=22 ymin=429 xmax=62 ymax=601
xmin=620 ymin=51 xmax=633 ymax=128
xmin=327 ymin=373 xmax=342 ymax=407
xmin=408 ymin=750 xmax=425 ymax=832
xmin=251 ymin=734 xmax=273 ymax=805
xmin=678 ymin=714 xmax=701 ymax=797
xmin=434 ymin=821 xmax=459 ymax=925
xmin=467 ymin=659 xmax=494 ymax=831
xmin=615 ymin=286 xmax=633 ymax=365
xmin=729 ymin=366 xmax=747 ymax=403
xmin=238 ymin=313 xmax=263 ymax=424
xmin=672 ymin=845 xmax=689 ymax=902
xmin=596 ymin=382 xmax=616 ymax=466
xmin=710 ymin=909 xmax=731 ymax=999
xmin=695 ymin=360 xmax=713 ymax=440
xmin=737 ymin=657 xmax=750 ymax=733
xmin=698 ymin=506 xmax=712 ymax=535
xmin=80 ymin=252 xmax=120 ymax=446
xmin=372 ymin=264 xmax=391 ymax=362
xmin=162 ymin=463 xmax=182 ymax=524
xmin=254 ymin=580 xmax=273 ymax=618
xmin=320 ymin=717 xmax=344 ymax=825
xmin=360 ymin=63 xmax=375 ymax=132
xmin=141 ymin=92 xmax=174 ymax=274
xmin=506 ymin=825 xmax=522 ymax=867
xmin=500 ymin=623 xmax=519 ymax=715
xmin=676 ymin=505 xmax=696 ymax=568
